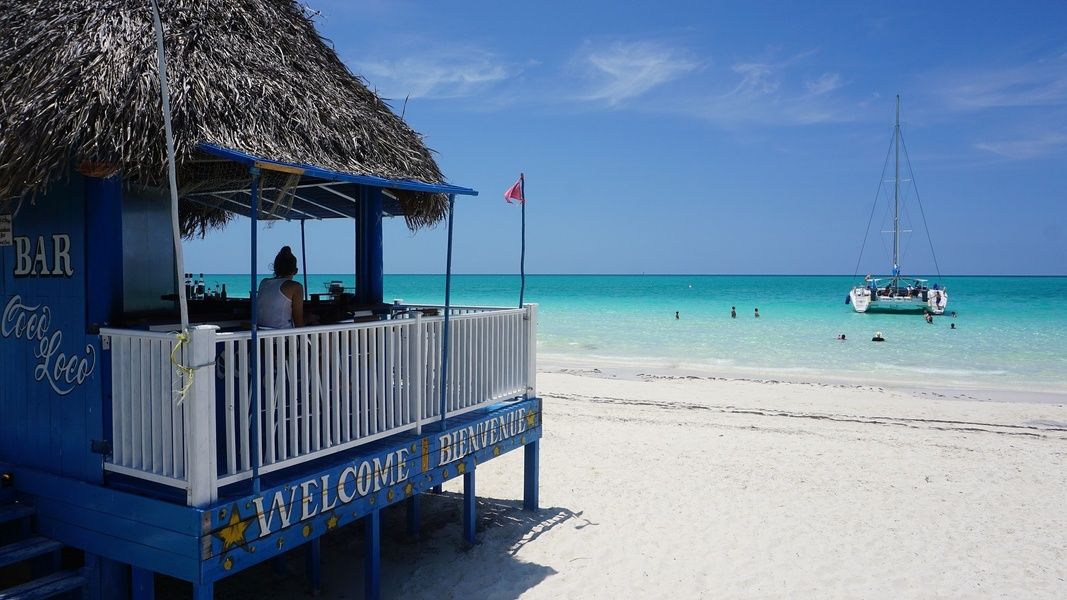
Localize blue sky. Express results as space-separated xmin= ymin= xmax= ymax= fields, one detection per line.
xmin=183 ymin=0 xmax=1067 ymax=275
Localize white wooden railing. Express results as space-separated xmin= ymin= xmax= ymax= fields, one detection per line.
xmin=100 ymin=304 xmax=537 ymax=506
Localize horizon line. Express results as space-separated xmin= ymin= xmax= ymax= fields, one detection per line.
xmin=189 ymin=272 xmax=1067 ymax=278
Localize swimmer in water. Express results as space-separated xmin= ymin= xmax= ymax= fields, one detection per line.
xmin=731 ymin=306 xmax=736 ymax=319
xmin=675 ymin=311 xmax=679 ymax=320
xmin=754 ymin=307 xmax=760 ymax=318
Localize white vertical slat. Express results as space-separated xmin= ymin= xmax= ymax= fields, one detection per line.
xmin=130 ymin=339 xmax=144 ymax=469
xmin=111 ymin=337 xmax=125 ymax=467
xmin=487 ymin=316 xmax=494 ymax=402
xmin=359 ymin=328 xmax=368 ymax=437
xmin=173 ymin=340 xmax=186 ymax=479
xmin=369 ymin=328 xmax=379 ymax=433
xmin=448 ymin=320 xmax=457 ymax=414
xmin=383 ymin=326 xmax=392 ymax=430
xmin=402 ymin=324 xmax=410 ymax=425
xmin=275 ymin=336 xmax=287 ymax=462
xmin=315 ymin=330 xmax=328 ymax=448
xmin=526 ymin=304 xmax=538 ymax=399
xmin=390 ymin=325 xmax=400 ymax=427
xmin=144 ymin=339 xmax=155 ymax=466
xmin=504 ymin=313 xmax=512 ymax=393
xmin=341 ymin=329 xmax=351 ymax=442
xmin=288 ymin=334 xmax=298 ymax=458
xmin=457 ymin=320 xmax=466 ymax=411
xmin=300 ymin=332 xmax=310 ymax=454
xmin=150 ymin=341 xmax=162 ymax=473
xmin=263 ymin=336 xmax=275 ymax=466
xmin=377 ymin=327 xmax=386 ymax=432
xmin=310 ymin=333 xmax=321 ymax=451
xmin=413 ymin=315 xmax=423 ymax=434
xmin=435 ymin=321 xmax=443 ymax=418
xmin=159 ymin=339 xmax=174 ymax=476
xmin=489 ymin=316 xmax=496 ymax=401
xmin=331 ymin=331 xmax=341 ymax=444
xmin=238 ymin=339 xmax=250 ymax=472
xmin=223 ymin=340 xmax=236 ymax=476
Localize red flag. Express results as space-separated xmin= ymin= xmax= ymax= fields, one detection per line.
xmin=504 ymin=174 xmax=525 ymax=204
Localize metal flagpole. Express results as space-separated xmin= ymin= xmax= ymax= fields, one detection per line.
xmin=519 ymin=173 xmax=526 ymax=308
xmin=439 ymin=195 xmax=456 ymax=429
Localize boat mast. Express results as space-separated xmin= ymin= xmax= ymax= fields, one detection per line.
xmin=893 ymin=94 xmax=900 ymax=286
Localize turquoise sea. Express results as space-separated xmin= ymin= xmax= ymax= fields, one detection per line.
xmin=197 ymin=274 xmax=1067 ymax=393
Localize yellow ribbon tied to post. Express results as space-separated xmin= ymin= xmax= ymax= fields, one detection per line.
xmin=170 ymin=331 xmax=196 ymax=402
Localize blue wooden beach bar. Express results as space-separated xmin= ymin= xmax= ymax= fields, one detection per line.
xmin=0 ymin=2 xmax=540 ymax=598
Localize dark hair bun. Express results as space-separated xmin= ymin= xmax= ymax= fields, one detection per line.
xmin=272 ymin=246 xmax=298 ymax=277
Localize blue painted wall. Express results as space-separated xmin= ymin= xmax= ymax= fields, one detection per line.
xmin=0 ymin=173 xmax=111 ymax=483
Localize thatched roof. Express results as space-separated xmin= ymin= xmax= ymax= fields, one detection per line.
xmin=0 ymin=0 xmax=451 ymax=235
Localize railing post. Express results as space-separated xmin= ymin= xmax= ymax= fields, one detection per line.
xmin=413 ymin=313 xmax=423 ymax=435
xmin=186 ymin=325 xmax=219 ymax=507
xmin=524 ymin=304 xmax=537 ymax=399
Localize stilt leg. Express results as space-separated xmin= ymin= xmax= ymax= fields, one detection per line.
xmin=364 ymin=509 xmax=381 ymax=600
xmin=272 ymin=554 xmax=286 ymax=576
xmin=463 ymin=468 xmax=476 ymax=545
xmin=192 ymin=582 xmax=213 ymax=600
xmin=524 ymin=440 xmax=539 ymax=511
xmin=406 ymin=493 xmax=421 ymax=539
xmin=84 ymin=554 xmax=127 ymax=600
xmin=306 ymin=538 xmax=322 ymax=595
xmin=130 ymin=567 xmax=154 ymax=600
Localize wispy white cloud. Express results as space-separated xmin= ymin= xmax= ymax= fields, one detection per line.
xmin=805 ymin=72 xmax=842 ymax=95
xmin=975 ymin=131 xmax=1067 ymax=159
xmin=931 ymin=54 xmax=1067 ymax=111
xmin=573 ymin=40 xmax=700 ymax=105
xmin=350 ymin=46 xmax=517 ymax=100
xmin=676 ymin=52 xmax=855 ymax=126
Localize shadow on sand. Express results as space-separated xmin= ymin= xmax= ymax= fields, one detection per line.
xmin=159 ymin=493 xmax=589 ymax=599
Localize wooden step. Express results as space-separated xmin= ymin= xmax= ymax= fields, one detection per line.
xmin=0 ymin=537 xmax=62 ymax=570
xmin=0 ymin=570 xmax=86 ymax=599
xmin=0 ymin=505 xmax=34 ymax=525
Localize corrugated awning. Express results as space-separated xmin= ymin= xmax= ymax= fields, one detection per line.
xmin=182 ymin=143 xmax=478 ymax=221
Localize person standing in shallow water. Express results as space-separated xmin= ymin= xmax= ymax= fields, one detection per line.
xmin=754 ymin=307 xmax=760 ymax=318
xmin=675 ymin=311 xmax=680 ymax=320
xmin=731 ymin=306 xmax=736 ymax=318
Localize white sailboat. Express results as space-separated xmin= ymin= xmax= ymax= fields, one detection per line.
xmin=848 ymin=95 xmax=948 ymax=314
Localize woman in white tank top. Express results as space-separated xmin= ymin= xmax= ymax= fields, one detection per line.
xmin=257 ymin=246 xmax=305 ymax=328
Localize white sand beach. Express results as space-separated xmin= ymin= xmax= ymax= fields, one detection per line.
xmin=207 ymin=363 xmax=1067 ymax=599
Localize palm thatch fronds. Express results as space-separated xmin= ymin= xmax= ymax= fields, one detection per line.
xmin=0 ymin=0 xmax=450 ymax=235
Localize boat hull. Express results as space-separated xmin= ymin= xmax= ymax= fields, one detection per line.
xmin=849 ymin=287 xmax=947 ymax=314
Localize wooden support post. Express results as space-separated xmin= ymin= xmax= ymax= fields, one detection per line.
xmin=186 ymin=325 xmax=220 ymax=507
xmin=406 ymin=494 xmax=421 ymax=539
xmin=84 ymin=553 xmax=128 ymax=600
xmin=131 ymin=567 xmax=154 ymax=600
xmin=192 ymin=582 xmax=213 ymax=600
xmin=525 ymin=304 xmax=538 ymax=400
xmin=306 ymin=538 xmax=322 ymax=595
xmin=463 ymin=468 xmax=476 ymax=546
xmin=524 ymin=439 xmax=539 ymax=511
xmin=364 ymin=509 xmax=381 ymax=600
